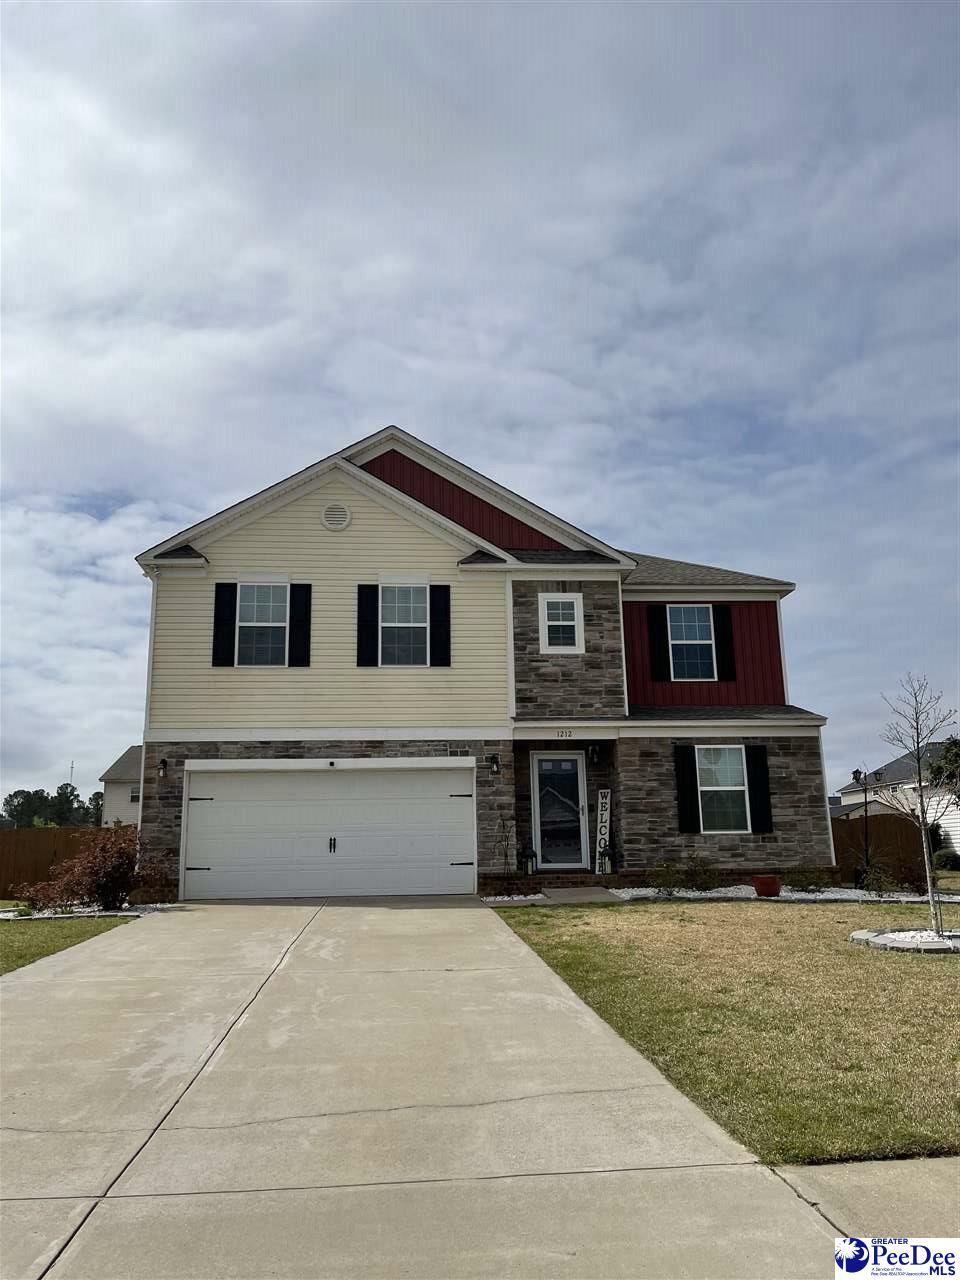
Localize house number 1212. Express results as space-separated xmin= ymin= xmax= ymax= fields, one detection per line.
xmin=555 ymin=729 xmax=572 ymax=739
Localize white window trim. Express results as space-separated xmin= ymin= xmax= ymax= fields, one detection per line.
xmin=538 ymin=593 xmax=585 ymax=654
xmin=530 ymin=750 xmax=590 ymax=869
xmin=378 ymin=583 xmax=430 ymax=668
xmin=695 ymin=744 xmax=751 ymax=834
xmin=668 ymin=603 xmax=718 ymax=683
xmin=235 ymin=582 xmax=290 ymax=668
xmin=129 ymin=785 xmax=140 ymax=803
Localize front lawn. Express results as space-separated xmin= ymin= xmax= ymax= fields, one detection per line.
xmin=0 ymin=917 xmax=130 ymax=975
xmin=497 ymin=900 xmax=960 ymax=1164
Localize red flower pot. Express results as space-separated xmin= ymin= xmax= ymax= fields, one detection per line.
xmin=752 ymin=874 xmax=782 ymax=898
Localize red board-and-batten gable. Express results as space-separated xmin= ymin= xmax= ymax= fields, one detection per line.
xmin=360 ymin=449 xmax=567 ymax=551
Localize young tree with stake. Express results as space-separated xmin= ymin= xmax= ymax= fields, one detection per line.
xmin=876 ymin=674 xmax=956 ymax=935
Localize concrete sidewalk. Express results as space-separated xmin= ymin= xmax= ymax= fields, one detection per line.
xmin=2 ymin=899 xmax=843 ymax=1278
xmin=776 ymin=1158 xmax=960 ymax=1238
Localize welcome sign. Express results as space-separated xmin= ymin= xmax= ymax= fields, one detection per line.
xmin=595 ymin=789 xmax=611 ymax=873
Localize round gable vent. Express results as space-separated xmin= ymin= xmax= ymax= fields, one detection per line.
xmin=322 ymin=502 xmax=352 ymax=531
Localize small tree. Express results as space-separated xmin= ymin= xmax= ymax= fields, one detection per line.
xmin=877 ymin=674 xmax=956 ymax=934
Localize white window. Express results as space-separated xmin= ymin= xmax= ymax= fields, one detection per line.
xmin=538 ymin=593 xmax=584 ymax=654
xmin=380 ymin=585 xmax=429 ymax=666
xmin=236 ymin=583 xmax=288 ymax=666
xmin=129 ymin=785 xmax=140 ymax=804
xmin=668 ymin=604 xmax=716 ymax=681
xmin=696 ymin=745 xmax=750 ymax=833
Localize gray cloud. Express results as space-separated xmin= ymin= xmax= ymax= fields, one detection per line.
xmin=2 ymin=0 xmax=957 ymax=798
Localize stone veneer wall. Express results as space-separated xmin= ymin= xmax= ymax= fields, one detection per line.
xmin=615 ymin=735 xmax=833 ymax=869
xmin=140 ymin=739 xmax=516 ymax=893
xmin=512 ymin=580 xmax=626 ymax=719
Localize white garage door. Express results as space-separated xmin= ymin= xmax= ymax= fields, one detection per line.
xmin=182 ymin=764 xmax=476 ymax=899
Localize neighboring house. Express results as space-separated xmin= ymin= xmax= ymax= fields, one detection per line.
xmin=99 ymin=745 xmax=143 ymax=826
xmin=134 ymin=426 xmax=833 ymax=899
xmin=836 ymin=744 xmax=960 ymax=853
xmin=830 ymin=800 xmax=901 ymax=820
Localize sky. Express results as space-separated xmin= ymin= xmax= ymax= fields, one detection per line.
xmin=2 ymin=0 xmax=958 ymax=801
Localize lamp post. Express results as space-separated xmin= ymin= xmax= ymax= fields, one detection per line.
xmin=851 ymin=766 xmax=883 ymax=886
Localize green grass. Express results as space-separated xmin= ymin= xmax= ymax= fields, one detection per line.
xmin=497 ymin=900 xmax=960 ymax=1165
xmin=0 ymin=917 xmax=130 ymax=975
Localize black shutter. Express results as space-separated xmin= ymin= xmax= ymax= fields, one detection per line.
xmin=674 ymin=744 xmax=701 ymax=833
xmin=357 ymin=584 xmax=379 ymax=666
xmin=745 ymin=745 xmax=773 ymax=832
xmin=212 ymin=583 xmax=237 ymax=667
xmin=288 ymin=584 xmax=312 ymax=667
xmin=648 ymin=604 xmax=670 ymax=682
xmin=714 ymin=604 xmax=736 ymax=682
xmin=429 ymin=585 xmax=451 ymax=667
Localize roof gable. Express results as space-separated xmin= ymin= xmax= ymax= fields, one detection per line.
xmin=837 ymin=742 xmax=950 ymax=793
xmin=100 ymin=745 xmax=142 ymax=782
xmin=361 ymin=449 xmax=566 ymax=551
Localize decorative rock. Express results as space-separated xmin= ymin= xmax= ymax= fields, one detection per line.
xmin=849 ymin=928 xmax=960 ymax=954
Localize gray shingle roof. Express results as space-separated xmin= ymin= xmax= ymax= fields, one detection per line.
xmin=627 ymin=704 xmax=823 ymax=722
xmin=621 ymin=552 xmax=793 ymax=590
xmin=154 ymin=543 xmax=205 ymax=560
xmin=458 ymin=550 xmax=506 ymax=565
xmin=505 ymin=549 xmax=619 ymax=564
xmin=99 ymin=745 xmax=142 ymax=783
xmin=837 ymin=743 xmax=949 ymax=793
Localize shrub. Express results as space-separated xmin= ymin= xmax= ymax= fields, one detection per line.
xmin=678 ymin=854 xmax=723 ymax=891
xmin=933 ymin=848 xmax=960 ymax=871
xmin=782 ymin=862 xmax=832 ymax=893
xmin=18 ymin=826 xmax=138 ymax=912
xmin=645 ymin=864 xmax=679 ymax=895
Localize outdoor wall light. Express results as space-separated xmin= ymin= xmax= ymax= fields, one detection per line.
xmin=486 ymin=753 xmax=501 ymax=775
xmin=157 ymin=758 xmax=168 ymax=780
xmin=588 ymin=745 xmax=601 ymax=766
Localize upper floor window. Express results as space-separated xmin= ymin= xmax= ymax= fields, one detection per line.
xmin=538 ymin=593 xmax=584 ymax=654
xmin=380 ymin=585 xmax=428 ymax=666
xmin=668 ymin=604 xmax=716 ymax=681
xmin=696 ymin=745 xmax=750 ymax=832
xmin=237 ymin=583 xmax=288 ymax=666
xmin=129 ymin=785 xmax=140 ymax=804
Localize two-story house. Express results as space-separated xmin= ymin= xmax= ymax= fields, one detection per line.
xmin=135 ymin=426 xmax=834 ymax=899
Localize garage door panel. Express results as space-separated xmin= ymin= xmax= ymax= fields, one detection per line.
xmin=183 ymin=766 xmax=476 ymax=899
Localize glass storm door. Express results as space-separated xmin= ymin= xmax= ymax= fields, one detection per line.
xmin=533 ymin=753 xmax=588 ymax=868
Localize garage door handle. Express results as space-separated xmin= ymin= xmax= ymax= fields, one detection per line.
xmin=329 ymin=836 xmax=336 ymax=853
xmin=449 ymin=793 xmax=474 ymax=798
xmin=185 ymin=866 xmax=211 ymax=871
xmin=450 ymin=861 xmax=474 ymax=866
xmin=189 ymin=797 xmax=214 ymax=802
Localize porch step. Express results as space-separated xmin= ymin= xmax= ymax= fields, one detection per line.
xmin=541 ymin=886 xmax=620 ymax=905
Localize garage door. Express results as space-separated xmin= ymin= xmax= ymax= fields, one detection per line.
xmin=182 ymin=764 xmax=476 ymax=899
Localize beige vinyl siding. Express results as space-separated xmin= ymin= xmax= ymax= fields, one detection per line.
xmin=102 ymin=781 xmax=140 ymax=826
xmin=148 ymin=476 xmax=509 ymax=729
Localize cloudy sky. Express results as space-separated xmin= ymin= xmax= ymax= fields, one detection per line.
xmin=2 ymin=0 xmax=957 ymax=801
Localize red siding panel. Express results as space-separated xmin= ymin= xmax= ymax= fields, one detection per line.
xmin=624 ymin=601 xmax=786 ymax=707
xmin=361 ymin=449 xmax=565 ymax=550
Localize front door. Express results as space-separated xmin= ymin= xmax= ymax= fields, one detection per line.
xmin=532 ymin=752 xmax=589 ymax=868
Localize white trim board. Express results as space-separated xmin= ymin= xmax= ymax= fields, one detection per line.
xmin=184 ymin=757 xmax=477 ymax=773
xmin=147 ymin=726 xmax=513 ymax=743
xmin=147 ymin=719 xmax=824 ymax=744
xmin=623 ymin=587 xmax=791 ymax=601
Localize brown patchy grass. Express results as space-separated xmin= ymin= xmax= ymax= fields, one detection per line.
xmin=497 ymin=900 xmax=960 ymax=1164
xmin=0 ymin=917 xmax=129 ymax=975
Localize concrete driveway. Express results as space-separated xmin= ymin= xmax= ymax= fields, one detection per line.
xmin=2 ymin=899 xmax=837 ymax=1279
